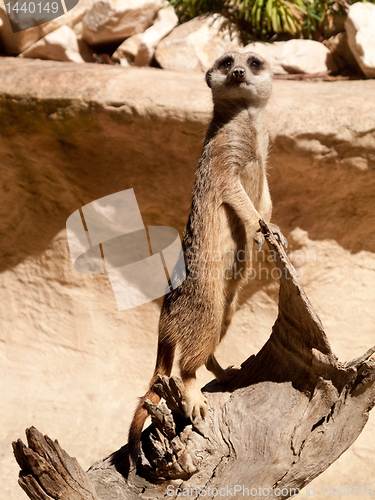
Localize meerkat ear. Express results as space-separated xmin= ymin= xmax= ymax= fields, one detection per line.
xmin=205 ymin=69 xmax=213 ymax=88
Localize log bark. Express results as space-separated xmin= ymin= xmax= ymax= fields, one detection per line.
xmin=13 ymin=221 xmax=375 ymax=500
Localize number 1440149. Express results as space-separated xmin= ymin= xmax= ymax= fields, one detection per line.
xmin=5 ymin=2 xmax=59 ymax=13
xmin=321 ymin=486 xmax=373 ymax=496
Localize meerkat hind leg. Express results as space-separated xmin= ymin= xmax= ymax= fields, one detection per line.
xmin=205 ymin=354 xmax=239 ymax=384
xmin=180 ymin=373 xmax=208 ymax=423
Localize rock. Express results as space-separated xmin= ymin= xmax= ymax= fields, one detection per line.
xmin=256 ymin=40 xmax=337 ymax=74
xmin=134 ymin=5 xmax=178 ymax=67
xmin=245 ymin=39 xmax=337 ymax=75
xmin=324 ymin=32 xmax=363 ymax=76
xmin=73 ymin=21 xmax=83 ymax=37
xmin=0 ymin=0 xmax=94 ymax=55
xmin=82 ymin=0 xmax=163 ymax=46
xmin=1 ymin=58 xmax=375 ymax=499
xmin=345 ymin=1 xmax=375 ymax=78
xmin=0 ymin=16 xmax=3 ymax=50
xmin=118 ymin=57 xmax=130 ymax=66
xmin=112 ymin=32 xmax=142 ymax=64
xmin=78 ymin=39 xmax=96 ymax=63
xmin=277 ymin=39 xmax=338 ymax=74
xmin=155 ymin=14 xmax=240 ymax=72
xmin=19 ymin=25 xmax=94 ymax=63
xmin=240 ymin=42 xmax=288 ymax=75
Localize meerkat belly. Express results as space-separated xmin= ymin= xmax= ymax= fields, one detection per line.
xmin=164 ymin=207 xmax=239 ymax=326
xmin=257 ymin=173 xmax=273 ymax=222
xmin=204 ymin=203 xmax=249 ymax=285
xmin=185 ymin=210 xmax=236 ymax=287
xmin=240 ymin=162 xmax=266 ymax=211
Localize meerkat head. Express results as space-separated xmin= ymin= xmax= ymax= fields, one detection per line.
xmin=205 ymin=52 xmax=272 ymax=108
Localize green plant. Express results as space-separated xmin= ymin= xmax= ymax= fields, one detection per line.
xmin=166 ymin=0 xmax=375 ymax=39
xmin=302 ymin=0 xmax=334 ymax=39
xmin=168 ymin=0 xmax=308 ymax=36
xmin=250 ymin=0 xmax=306 ymax=36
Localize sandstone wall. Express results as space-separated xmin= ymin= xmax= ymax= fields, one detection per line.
xmin=1 ymin=58 xmax=375 ymax=499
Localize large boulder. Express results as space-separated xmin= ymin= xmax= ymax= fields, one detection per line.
xmin=81 ymin=0 xmax=163 ymax=46
xmin=112 ymin=5 xmax=177 ymax=67
xmin=112 ymin=32 xmax=142 ymax=64
xmin=324 ymin=32 xmax=363 ymax=76
xmin=345 ymin=1 xmax=375 ymax=78
xmin=134 ymin=5 xmax=178 ymax=67
xmin=0 ymin=0 xmax=94 ymax=55
xmin=155 ymin=14 xmax=240 ymax=72
xmin=240 ymin=42 xmax=288 ymax=74
xmin=19 ymin=25 xmax=94 ymax=63
xmin=244 ymin=39 xmax=337 ymax=75
xmin=0 ymin=59 xmax=375 ymax=499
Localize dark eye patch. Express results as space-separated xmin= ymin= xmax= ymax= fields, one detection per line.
xmin=218 ymin=57 xmax=233 ymax=71
xmin=248 ymin=58 xmax=264 ymax=70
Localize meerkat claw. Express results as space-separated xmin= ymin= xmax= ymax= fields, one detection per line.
xmin=191 ymin=400 xmax=208 ymax=423
xmin=269 ymin=224 xmax=288 ymax=248
xmin=182 ymin=390 xmax=208 ymax=423
xmin=268 ymin=223 xmax=288 ymax=248
xmin=254 ymin=230 xmax=265 ymax=251
xmin=274 ymin=229 xmax=288 ymax=248
xmin=254 ymin=224 xmax=287 ymax=250
xmin=279 ymin=232 xmax=288 ymax=248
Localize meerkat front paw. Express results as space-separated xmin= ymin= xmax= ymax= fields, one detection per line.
xmin=254 ymin=223 xmax=288 ymax=250
xmin=182 ymin=384 xmax=208 ymax=423
xmin=268 ymin=223 xmax=288 ymax=248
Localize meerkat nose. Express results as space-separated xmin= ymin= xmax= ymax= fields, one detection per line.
xmin=232 ymin=67 xmax=245 ymax=79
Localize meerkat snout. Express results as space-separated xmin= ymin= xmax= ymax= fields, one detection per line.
xmin=232 ymin=67 xmax=246 ymax=80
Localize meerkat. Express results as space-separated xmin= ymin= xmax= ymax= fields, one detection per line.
xmin=128 ymin=51 xmax=286 ymax=463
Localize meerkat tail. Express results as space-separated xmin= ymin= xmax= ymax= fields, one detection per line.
xmin=128 ymin=385 xmax=161 ymax=465
xmin=128 ymin=338 xmax=175 ymax=465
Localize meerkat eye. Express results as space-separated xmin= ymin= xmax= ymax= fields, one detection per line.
xmin=219 ymin=57 xmax=233 ymax=71
xmin=248 ymin=58 xmax=263 ymax=70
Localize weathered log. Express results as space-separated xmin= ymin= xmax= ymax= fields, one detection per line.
xmin=12 ymin=427 xmax=98 ymax=500
xmin=13 ymin=221 xmax=375 ymax=500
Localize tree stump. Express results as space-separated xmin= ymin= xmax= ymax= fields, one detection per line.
xmin=13 ymin=221 xmax=375 ymax=500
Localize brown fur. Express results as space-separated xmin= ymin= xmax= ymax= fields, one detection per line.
xmin=128 ymin=52 xmax=277 ymax=464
